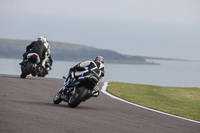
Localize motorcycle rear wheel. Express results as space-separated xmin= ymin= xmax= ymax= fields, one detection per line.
xmin=20 ymin=62 xmax=32 ymax=78
xmin=68 ymin=86 xmax=88 ymax=108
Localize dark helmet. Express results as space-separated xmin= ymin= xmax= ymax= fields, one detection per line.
xmin=94 ymin=56 xmax=104 ymax=63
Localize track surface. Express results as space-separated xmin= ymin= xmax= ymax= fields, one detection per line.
xmin=0 ymin=74 xmax=199 ymax=133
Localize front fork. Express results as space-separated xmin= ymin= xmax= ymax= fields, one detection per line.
xmin=60 ymin=87 xmax=69 ymax=102
xmin=60 ymin=77 xmax=70 ymax=102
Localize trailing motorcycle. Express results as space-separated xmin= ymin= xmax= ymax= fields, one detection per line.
xmin=20 ymin=53 xmax=41 ymax=78
xmin=53 ymin=71 xmax=100 ymax=108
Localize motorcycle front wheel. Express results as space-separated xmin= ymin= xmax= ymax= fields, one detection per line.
xmin=68 ymin=86 xmax=88 ymax=108
xmin=53 ymin=91 xmax=62 ymax=104
xmin=37 ymin=71 xmax=46 ymax=77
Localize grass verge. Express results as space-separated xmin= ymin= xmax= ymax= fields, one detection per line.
xmin=107 ymin=81 xmax=200 ymax=122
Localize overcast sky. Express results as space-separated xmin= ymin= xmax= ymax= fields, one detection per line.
xmin=0 ymin=0 xmax=199 ymax=60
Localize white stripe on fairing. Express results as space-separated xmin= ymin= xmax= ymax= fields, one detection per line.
xmin=101 ymin=82 xmax=200 ymax=124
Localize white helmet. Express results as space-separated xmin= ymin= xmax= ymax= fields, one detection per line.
xmin=44 ymin=37 xmax=47 ymax=43
xmin=37 ymin=36 xmax=46 ymax=43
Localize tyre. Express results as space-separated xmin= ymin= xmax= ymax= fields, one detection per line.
xmin=20 ymin=62 xmax=32 ymax=78
xmin=53 ymin=92 xmax=62 ymax=104
xmin=68 ymin=86 xmax=88 ymax=108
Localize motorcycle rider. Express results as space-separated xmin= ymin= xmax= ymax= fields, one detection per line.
xmin=42 ymin=38 xmax=53 ymax=73
xmin=65 ymin=56 xmax=105 ymax=96
xmin=20 ymin=36 xmax=47 ymax=65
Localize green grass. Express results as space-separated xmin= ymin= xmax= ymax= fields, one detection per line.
xmin=107 ymin=81 xmax=200 ymax=122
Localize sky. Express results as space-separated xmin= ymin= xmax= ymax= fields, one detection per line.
xmin=0 ymin=0 xmax=199 ymax=60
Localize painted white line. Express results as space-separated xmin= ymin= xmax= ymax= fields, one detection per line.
xmin=101 ymin=82 xmax=200 ymax=124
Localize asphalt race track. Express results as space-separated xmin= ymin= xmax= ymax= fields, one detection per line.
xmin=0 ymin=74 xmax=199 ymax=133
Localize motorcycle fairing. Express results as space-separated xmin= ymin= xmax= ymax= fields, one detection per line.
xmin=77 ymin=75 xmax=90 ymax=82
xmin=77 ymin=75 xmax=99 ymax=83
xmin=27 ymin=53 xmax=40 ymax=64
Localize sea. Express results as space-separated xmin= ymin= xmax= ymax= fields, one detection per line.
xmin=0 ymin=58 xmax=199 ymax=87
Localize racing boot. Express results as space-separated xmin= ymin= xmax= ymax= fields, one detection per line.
xmin=92 ymin=85 xmax=100 ymax=97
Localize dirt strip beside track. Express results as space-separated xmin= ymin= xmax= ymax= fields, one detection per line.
xmin=0 ymin=74 xmax=199 ymax=133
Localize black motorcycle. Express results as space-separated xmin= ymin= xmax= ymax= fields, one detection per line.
xmin=20 ymin=53 xmax=40 ymax=78
xmin=53 ymin=71 xmax=100 ymax=108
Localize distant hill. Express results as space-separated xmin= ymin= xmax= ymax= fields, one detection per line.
xmin=0 ymin=38 xmax=185 ymax=65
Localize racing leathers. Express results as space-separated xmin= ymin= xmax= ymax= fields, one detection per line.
xmin=42 ymin=41 xmax=53 ymax=69
xmin=23 ymin=41 xmax=47 ymax=63
xmin=71 ymin=60 xmax=105 ymax=81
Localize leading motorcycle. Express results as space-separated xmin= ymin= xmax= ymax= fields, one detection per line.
xmin=20 ymin=53 xmax=40 ymax=78
xmin=53 ymin=70 xmax=100 ymax=108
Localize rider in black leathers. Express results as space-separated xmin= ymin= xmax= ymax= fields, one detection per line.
xmin=21 ymin=36 xmax=47 ymax=64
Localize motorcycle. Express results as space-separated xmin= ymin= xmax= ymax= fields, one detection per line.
xmin=20 ymin=53 xmax=40 ymax=78
xmin=53 ymin=70 xmax=100 ymax=108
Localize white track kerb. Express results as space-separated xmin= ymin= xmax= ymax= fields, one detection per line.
xmin=101 ymin=82 xmax=200 ymax=124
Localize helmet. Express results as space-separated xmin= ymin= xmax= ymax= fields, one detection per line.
xmin=94 ymin=56 xmax=104 ymax=63
xmin=37 ymin=36 xmax=46 ymax=43
xmin=44 ymin=37 xmax=47 ymax=43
